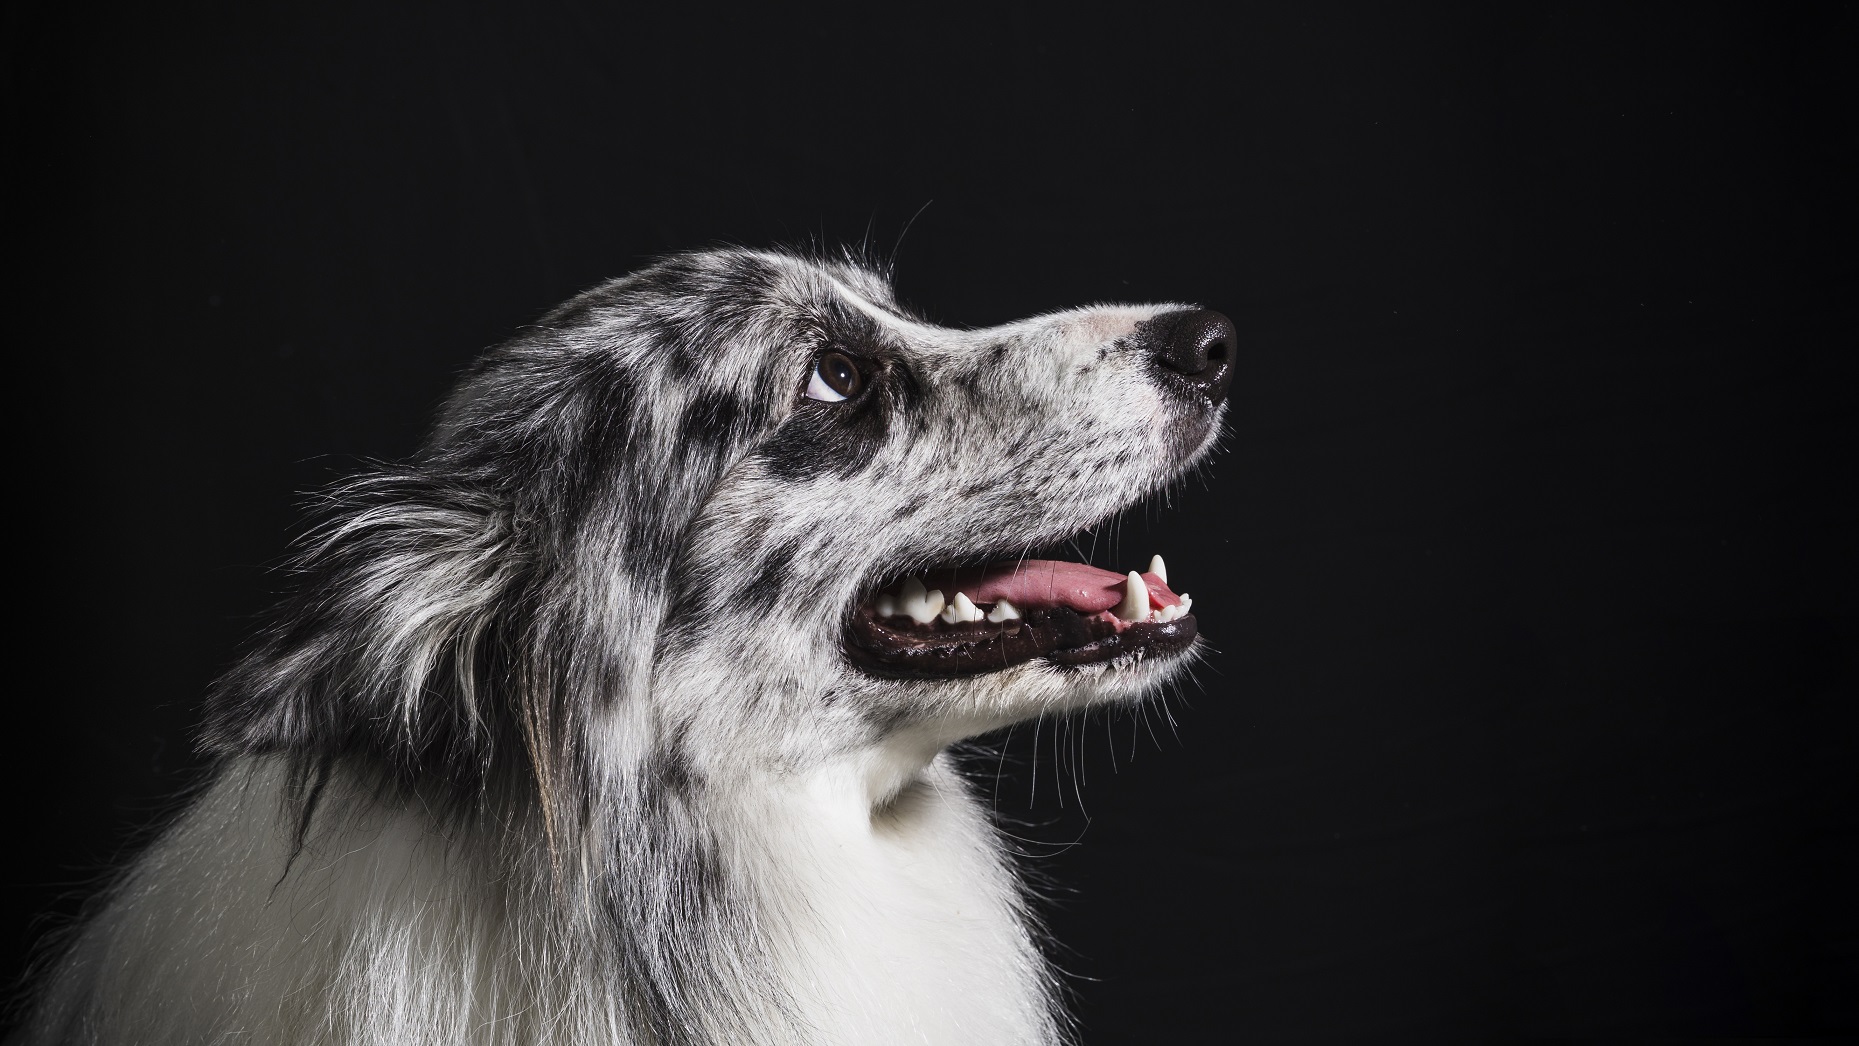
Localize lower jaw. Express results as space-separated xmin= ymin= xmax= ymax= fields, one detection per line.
xmin=844 ymin=605 xmax=1198 ymax=678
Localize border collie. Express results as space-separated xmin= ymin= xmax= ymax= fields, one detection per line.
xmin=13 ymin=249 xmax=1233 ymax=1045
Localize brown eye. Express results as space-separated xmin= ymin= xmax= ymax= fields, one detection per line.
xmin=804 ymin=351 xmax=864 ymax=402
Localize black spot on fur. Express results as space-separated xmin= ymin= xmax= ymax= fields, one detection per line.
xmin=641 ymin=726 xmax=703 ymax=805
xmin=680 ymin=389 xmax=746 ymax=450
xmin=738 ymin=535 xmax=806 ymax=614
xmin=759 ymin=399 xmax=891 ymax=481
xmin=857 ymin=700 xmax=916 ymax=736
xmin=663 ymin=339 xmax=702 ymax=381
xmin=947 ymin=366 xmax=985 ymax=406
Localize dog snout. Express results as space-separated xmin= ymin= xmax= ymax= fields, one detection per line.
xmin=1149 ymin=309 xmax=1236 ymax=407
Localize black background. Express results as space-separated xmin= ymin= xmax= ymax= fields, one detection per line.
xmin=7 ymin=3 xmax=1855 ymax=1040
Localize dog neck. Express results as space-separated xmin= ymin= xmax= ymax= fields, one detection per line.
xmin=704 ymin=746 xmax=1056 ymax=1045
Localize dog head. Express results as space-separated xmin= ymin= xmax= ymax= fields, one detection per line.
xmin=209 ymin=248 xmax=1233 ymax=815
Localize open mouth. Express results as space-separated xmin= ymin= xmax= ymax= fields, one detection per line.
xmin=845 ymin=555 xmax=1197 ymax=677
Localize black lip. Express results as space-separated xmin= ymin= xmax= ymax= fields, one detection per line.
xmin=844 ymin=603 xmax=1197 ymax=678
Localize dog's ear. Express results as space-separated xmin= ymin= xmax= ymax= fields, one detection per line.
xmin=204 ymin=301 xmax=771 ymax=863
xmin=203 ymin=474 xmax=529 ymax=788
xmin=202 ymin=462 xmax=627 ymax=870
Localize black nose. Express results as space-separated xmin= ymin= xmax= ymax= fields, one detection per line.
xmin=1150 ymin=309 xmax=1236 ymax=406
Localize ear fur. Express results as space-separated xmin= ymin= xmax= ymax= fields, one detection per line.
xmin=202 ymin=473 xmax=545 ymax=820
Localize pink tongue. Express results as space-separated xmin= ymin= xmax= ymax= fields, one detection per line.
xmin=921 ymin=559 xmax=1181 ymax=613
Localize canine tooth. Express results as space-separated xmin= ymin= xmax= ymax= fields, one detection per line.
xmin=1148 ymin=555 xmax=1168 ymax=584
xmin=940 ymin=591 xmax=984 ymax=624
xmin=1115 ymin=571 xmax=1151 ymax=622
xmin=986 ymin=598 xmax=1022 ymax=622
xmin=875 ymin=593 xmax=898 ymax=618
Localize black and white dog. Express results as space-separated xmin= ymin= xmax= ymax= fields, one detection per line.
xmin=14 ymin=249 xmax=1234 ymax=1045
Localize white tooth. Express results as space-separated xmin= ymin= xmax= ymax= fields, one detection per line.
xmin=1115 ymin=571 xmax=1151 ymax=622
xmin=1156 ymin=604 xmax=1177 ymax=622
xmin=901 ymin=579 xmax=945 ymax=624
xmin=986 ymin=598 xmax=1022 ymax=623
xmin=941 ymin=591 xmax=983 ymax=624
xmin=1179 ymin=593 xmax=1192 ymax=612
xmin=1148 ymin=555 xmax=1168 ymax=584
xmin=875 ymin=593 xmax=898 ymax=618
xmin=900 ymin=577 xmax=945 ymax=624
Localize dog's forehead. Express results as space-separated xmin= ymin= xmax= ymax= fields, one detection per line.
xmin=762 ymin=253 xmax=926 ymax=334
xmin=780 ymin=253 xmax=896 ymax=309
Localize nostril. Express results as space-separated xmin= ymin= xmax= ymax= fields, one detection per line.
xmin=1149 ymin=309 xmax=1237 ymax=406
xmin=1201 ymin=327 xmax=1233 ymax=365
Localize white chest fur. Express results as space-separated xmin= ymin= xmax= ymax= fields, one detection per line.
xmin=22 ymin=756 xmax=1056 ymax=1046
xmin=732 ymin=756 xmax=1055 ymax=1045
